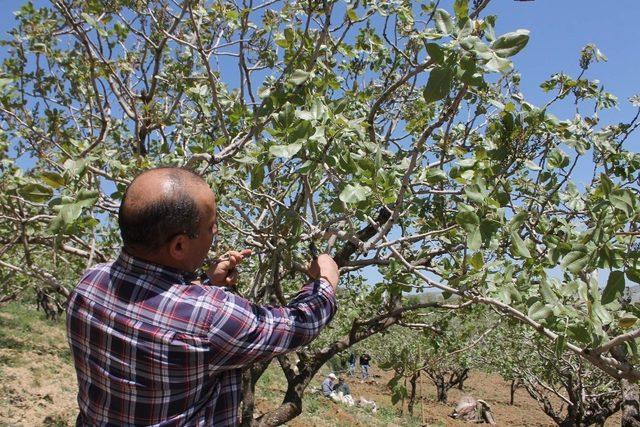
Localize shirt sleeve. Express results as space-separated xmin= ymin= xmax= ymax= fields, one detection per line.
xmin=205 ymin=279 xmax=337 ymax=370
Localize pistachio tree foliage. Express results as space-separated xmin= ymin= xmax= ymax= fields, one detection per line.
xmin=1 ymin=0 xmax=640 ymax=424
xmin=477 ymin=324 xmax=622 ymax=426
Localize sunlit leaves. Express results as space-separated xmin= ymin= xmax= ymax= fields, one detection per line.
xmin=510 ymin=231 xmax=531 ymax=259
xmin=433 ymin=9 xmax=454 ymax=35
xmin=288 ymin=69 xmax=310 ymax=85
xmin=561 ymin=246 xmax=590 ymax=274
xmin=491 ymin=29 xmax=530 ymax=58
xmin=269 ymin=143 xmax=302 ymax=158
xmin=453 ymin=0 xmax=469 ymax=20
xmin=339 ymin=183 xmax=372 ymax=204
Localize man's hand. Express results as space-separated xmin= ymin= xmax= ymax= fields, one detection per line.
xmin=206 ymin=249 xmax=252 ymax=287
xmin=308 ymin=254 xmax=339 ymax=290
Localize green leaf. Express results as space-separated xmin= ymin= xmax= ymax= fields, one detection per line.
xmin=510 ymin=231 xmax=531 ymax=258
xmin=539 ymin=278 xmax=558 ymax=304
xmin=426 ymin=43 xmax=445 ymax=64
xmin=453 ymin=0 xmax=469 ymax=20
xmin=433 ymin=9 xmax=454 ymax=35
xmin=484 ymin=54 xmax=513 ymax=73
xmin=269 ymin=143 xmax=302 ymax=158
xmin=491 ymin=29 xmax=530 ymax=58
xmin=599 ymin=173 xmax=613 ymax=196
xmin=469 ymin=252 xmax=484 ymax=269
xmin=479 ymin=219 xmax=500 ymax=243
xmin=423 ymin=66 xmax=453 ymax=103
xmin=41 ymin=171 xmax=65 ymax=189
xmin=339 ymin=183 xmax=372 ymax=204
xmin=75 ymin=189 xmax=99 ymax=208
xmin=288 ymin=69 xmax=310 ymax=85
xmin=258 ymin=85 xmax=271 ymax=99
xmin=524 ymin=159 xmax=541 ymax=171
xmin=509 ymin=211 xmax=528 ymax=230
xmin=346 ymin=8 xmax=358 ymax=22
xmin=561 ymin=248 xmax=590 ymax=274
xmin=610 ymin=190 xmax=635 ymax=216
xmin=627 ymin=269 xmax=640 ymax=284
xmin=19 ymin=183 xmax=52 ymax=202
xmin=528 ymin=301 xmax=552 ymax=321
xmin=456 ymin=210 xmax=480 ymax=233
xmin=467 ymin=227 xmax=482 ymax=250
xmin=547 ymin=149 xmax=570 ymax=169
xmin=619 ymin=313 xmax=638 ymax=329
xmin=464 ymin=184 xmax=485 ymax=203
xmin=61 ymin=202 xmax=83 ymax=225
xmin=602 ymin=271 xmax=625 ymax=305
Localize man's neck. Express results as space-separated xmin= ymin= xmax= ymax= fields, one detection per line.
xmin=124 ymin=246 xmax=186 ymax=272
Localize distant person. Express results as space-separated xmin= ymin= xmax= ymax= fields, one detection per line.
xmin=322 ymin=373 xmax=338 ymax=398
xmin=360 ymin=352 xmax=372 ymax=379
xmin=335 ymin=375 xmax=355 ymax=406
xmin=348 ymin=352 xmax=356 ymax=376
xmin=65 ymin=167 xmax=340 ymax=426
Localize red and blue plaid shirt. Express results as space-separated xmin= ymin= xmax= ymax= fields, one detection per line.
xmin=66 ymin=251 xmax=336 ymax=426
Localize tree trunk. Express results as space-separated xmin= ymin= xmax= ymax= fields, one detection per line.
xmin=510 ymin=379 xmax=518 ymax=405
xmin=240 ymin=361 xmax=270 ymax=427
xmin=408 ymin=372 xmax=419 ymax=416
xmin=455 ymin=368 xmax=469 ymax=391
xmin=621 ymin=379 xmax=640 ymax=427
xmin=435 ymin=377 xmax=448 ymax=403
xmin=255 ymin=373 xmax=308 ymax=426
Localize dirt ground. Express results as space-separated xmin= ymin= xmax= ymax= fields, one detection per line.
xmin=0 ymin=310 xmax=78 ymax=426
xmin=256 ymin=367 xmax=623 ymax=426
xmin=0 ymin=304 xmax=625 ymax=426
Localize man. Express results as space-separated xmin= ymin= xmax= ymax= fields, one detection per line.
xmin=321 ymin=373 xmax=337 ymax=398
xmin=335 ymin=375 xmax=354 ymax=406
xmin=66 ymin=167 xmax=339 ymax=426
xmin=360 ymin=352 xmax=372 ymax=380
xmin=348 ymin=352 xmax=356 ymax=377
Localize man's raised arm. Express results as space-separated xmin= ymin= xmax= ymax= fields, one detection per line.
xmin=204 ymin=253 xmax=339 ymax=369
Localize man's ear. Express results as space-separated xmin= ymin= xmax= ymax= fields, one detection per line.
xmin=167 ymin=234 xmax=189 ymax=261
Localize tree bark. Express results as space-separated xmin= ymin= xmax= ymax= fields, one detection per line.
xmin=621 ymin=378 xmax=640 ymax=427
xmin=510 ymin=379 xmax=518 ymax=406
xmin=611 ymin=347 xmax=640 ymax=427
xmin=240 ymin=361 xmax=270 ymax=427
xmin=408 ymin=372 xmax=419 ymax=416
xmin=435 ymin=377 xmax=448 ymax=403
xmin=254 ymin=363 xmax=316 ymax=426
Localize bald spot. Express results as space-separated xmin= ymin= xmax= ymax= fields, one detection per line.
xmin=122 ymin=168 xmax=209 ymax=219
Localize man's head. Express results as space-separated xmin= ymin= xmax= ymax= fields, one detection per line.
xmin=327 ymin=373 xmax=337 ymax=381
xmin=118 ymin=167 xmax=217 ymax=272
xmin=338 ymin=375 xmax=345 ymax=384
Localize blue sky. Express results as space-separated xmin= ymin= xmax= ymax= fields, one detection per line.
xmin=489 ymin=0 xmax=639 ymax=119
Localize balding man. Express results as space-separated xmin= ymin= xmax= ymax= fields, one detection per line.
xmin=66 ymin=167 xmax=339 ymax=426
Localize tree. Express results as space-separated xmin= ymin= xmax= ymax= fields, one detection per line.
xmin=376 ymin=306 xmax=494 ymax=406
xmin=478 ymin=323 xmax=621 ymax=426
xmin=1 ymin=0 xmax=640 ymax=424
xmin=518 ymin=338 xmax=621 ymax=426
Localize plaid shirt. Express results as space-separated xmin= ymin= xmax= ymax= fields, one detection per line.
xmin=66 ymin=251 xmax=336 ymax=426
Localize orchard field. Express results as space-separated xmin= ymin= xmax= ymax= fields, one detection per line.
xmin=0 ymin=302 xmax=623 ymax=426
xmin=1 ymin=0 xmax=640 ymax=426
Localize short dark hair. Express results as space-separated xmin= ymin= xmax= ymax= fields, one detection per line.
xmin=118 ymin=167 xmax=207 ymax=250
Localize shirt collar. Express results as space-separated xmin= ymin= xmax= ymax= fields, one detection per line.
xmin=115 ymin=250 xmax=198 ymax=284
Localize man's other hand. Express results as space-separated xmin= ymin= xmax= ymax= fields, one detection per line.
xmin=308 ymin=254 xmax=339 ymax=290
xmin=207 ymin=249 xmax=252 ymax=287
